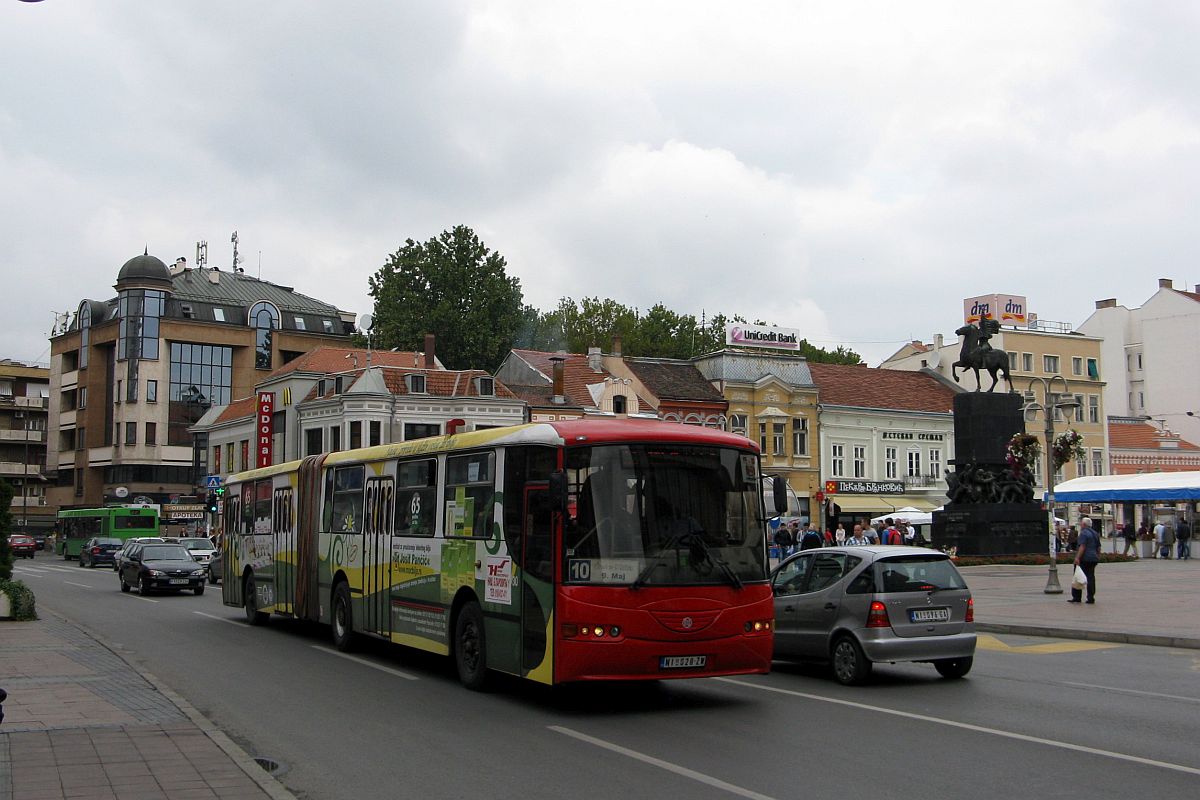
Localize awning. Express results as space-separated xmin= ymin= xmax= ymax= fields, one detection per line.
xmin=1048 ymin=471 xmax=1200 ymax=502
xmin=827 ymin=496 xmax=939 ymax=514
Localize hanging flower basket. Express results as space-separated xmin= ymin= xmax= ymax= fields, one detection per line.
xmin=1051 ymin=429 xmax=1086 ymax=470
xmin=1006 ymin=433 xmax=1041 ymax=476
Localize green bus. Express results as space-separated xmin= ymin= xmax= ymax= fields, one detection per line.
xmin=56 ymin=506 xmax=162 ymax=559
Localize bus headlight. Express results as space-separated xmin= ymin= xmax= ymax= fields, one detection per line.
xmin=744 ymin=619 xmax=773 ymax=634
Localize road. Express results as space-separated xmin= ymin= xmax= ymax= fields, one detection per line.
xmin=15 ymin=552 xmax=1200 ymax=800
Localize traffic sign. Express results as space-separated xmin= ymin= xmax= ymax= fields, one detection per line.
xmin=205 ymin=475 xmax=223 ymax=488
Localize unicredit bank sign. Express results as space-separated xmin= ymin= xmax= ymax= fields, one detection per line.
xmin=726 ymin=324 xmax=801 ymax=351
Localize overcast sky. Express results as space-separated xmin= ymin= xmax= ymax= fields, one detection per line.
xmin=4 ymin=2 xmax=1199 ymax=369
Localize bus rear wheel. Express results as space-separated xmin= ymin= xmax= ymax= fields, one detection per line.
xmin=331 ymin=582 xmax=354 ymax=652
xmin=244 ymin=576 xmax=268 ymax=626
xmin=454 ymin=601 xmax=490 ymax=691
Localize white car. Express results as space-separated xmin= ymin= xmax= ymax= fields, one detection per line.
xmin=172 ymin=537 xmax=218 ymax=570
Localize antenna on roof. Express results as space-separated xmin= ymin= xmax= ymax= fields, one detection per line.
xmin=231 ymin=231 xmax=245 ymax=273
xmin=196 ymin=240 xmax=208 ymax=268
xmin=359 ymin=314 xmax=375 ymax=369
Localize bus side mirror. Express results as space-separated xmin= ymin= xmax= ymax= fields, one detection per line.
xmin=772 ymin=475 xmax=788 ymax=515
xmin=549 ymin=471 xmax=569 ymax=512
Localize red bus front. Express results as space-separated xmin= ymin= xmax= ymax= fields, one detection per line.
xmin=547 ymin=429 xmax=774 ymax=682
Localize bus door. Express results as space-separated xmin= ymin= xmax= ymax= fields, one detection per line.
xmin=362 ymin=475 xmax=394 ymax=637
xmin=521 ymin=484 xmax=556 ymax=677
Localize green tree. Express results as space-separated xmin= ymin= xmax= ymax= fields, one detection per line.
xmin=367 ymin=226 xmax=524 ymax=371
xmin=512 ymin=305 xmax=567 ymax=352
xmin=555 ymin=297 xmax=640 ymax=355
xmin=0 ymin=478 xmax=14 ymax=580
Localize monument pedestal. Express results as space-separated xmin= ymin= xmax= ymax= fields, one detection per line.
xmin=931 ymin=504 xmax=1049 ymax=556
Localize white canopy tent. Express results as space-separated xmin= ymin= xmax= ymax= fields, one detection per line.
xmin=871 ymin=507 xmax=934 ymax=526
xmin=1047 ymin=471 xmax=1200 ymax=503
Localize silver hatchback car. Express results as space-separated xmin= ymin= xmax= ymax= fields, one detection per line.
xmin=772 ymin=545 xmax=976 ymax=685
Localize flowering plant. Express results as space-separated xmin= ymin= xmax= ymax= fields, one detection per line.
xmin=1006 ymin=433 xmax=1041 ymax=476
xmin=1051 ymin=429 xmax=1086 ymax=470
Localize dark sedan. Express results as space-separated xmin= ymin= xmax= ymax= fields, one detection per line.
xmin=118 ymin=543 xmax=207 ymax=596
xmin=9 ymin=534 xmax=38 ymax=559
xmin=79 ymin=537 xmax=124 ymax=568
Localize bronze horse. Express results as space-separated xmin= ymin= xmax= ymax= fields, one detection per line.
xmin=953 ymin=321 xmax=1012 ymax=392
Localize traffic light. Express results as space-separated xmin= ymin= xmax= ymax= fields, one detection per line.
xmin=206 ymin=492 xmax=218 ymax=513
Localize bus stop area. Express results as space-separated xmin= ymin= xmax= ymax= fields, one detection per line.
xmin=2 ymin=559 xmax=1198 ymax=799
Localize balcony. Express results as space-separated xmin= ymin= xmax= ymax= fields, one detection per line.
xmin=0 ymin=461 xmax=43 ymax=478
xmin=0 ymin=429 xmax=46 ymax=443
xmin=10 ymin=496 xmax=49 ymax=507
xmin=903 ymin=474 xmax=941 ymax=489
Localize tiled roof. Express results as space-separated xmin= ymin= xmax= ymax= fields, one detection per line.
xmin=507 ymin=349 xmax=653 ymax=412
xmin=1108 ymin=419 xmax=1200 ymax=451
xmin=1174 ymin=289 xmax=1200 ymax=304
xmin=269 ymin=347 xmax=440 ymax=379
xmin=623 ymin=359 xmax=725 ymax=402
xmin=213 ymin=396 xmax=257 ymax=424
xmin=808 ymin=363 xmax=957 ymax=413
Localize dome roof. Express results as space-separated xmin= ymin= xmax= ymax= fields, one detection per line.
xmin=116 ymin=251 xmax=172 ymax=286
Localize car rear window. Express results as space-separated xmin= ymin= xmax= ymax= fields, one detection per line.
xmin=97 ymin=538 xmax=123 ymax=545
xmin=876 ymin=555 xmax=967 ymax=593
xmin=139 ymin=545 xmax=191 ymax=560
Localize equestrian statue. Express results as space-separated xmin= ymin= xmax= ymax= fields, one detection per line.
xmin=952 ymin=318 xmax=1012 ymax=392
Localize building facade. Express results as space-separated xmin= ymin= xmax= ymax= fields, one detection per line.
xmin=47 ymin=252 xmax=355 ymax=509
xmin=1 ymin=359 xmax=54 ymax=536
xmin=1078 ymin=278 xmax=1200 ymax=446
xmin=496 ymin=348 xmax=654 ymax=421
xmin=807 ymin=363 xmax=959 ymax=524
xmin=691 ymin=350 xmax=821 ymax=520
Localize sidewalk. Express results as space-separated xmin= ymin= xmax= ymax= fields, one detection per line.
xmin=961 ymin=555 xmax=1200 ymax=649
xmin=0 ymin=612 xmax=294 ymax=800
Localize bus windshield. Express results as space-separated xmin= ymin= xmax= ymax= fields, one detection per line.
xmin=562 ymin=443 xmax=766 ymax=587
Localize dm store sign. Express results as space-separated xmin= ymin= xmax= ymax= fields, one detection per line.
xmin=963 ymin=294 xmax=1027 ymax=326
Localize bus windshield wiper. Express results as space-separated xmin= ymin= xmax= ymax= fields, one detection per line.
xmin=631 ymin=530 xmax=742 ymax=590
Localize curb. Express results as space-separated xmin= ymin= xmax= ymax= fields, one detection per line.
xmin=975 ymin=622 xmax=1200 ymax=651
xmin=43 ymin=609 xmax=297 ymax=800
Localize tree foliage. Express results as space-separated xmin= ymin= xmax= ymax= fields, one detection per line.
xmin=0 ymin=478 xmax=13 ymax=580
xmin=367 ymin=226 xmax=524 ymax=371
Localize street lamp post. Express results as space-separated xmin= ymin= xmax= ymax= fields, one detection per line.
xmin=1022 ymin=375 xmax=1081 ymax=594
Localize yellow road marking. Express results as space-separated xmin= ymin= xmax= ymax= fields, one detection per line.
xmin=976 ymin=633 xmax=1120 ymax=654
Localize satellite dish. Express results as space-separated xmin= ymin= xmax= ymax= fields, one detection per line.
xmin=359 ymin=313 xmax=375 ymax=332
xmin=115 ymin=487 xmax=129 ymax=498
xmin=927 ymin=350 xmax=941 ymax=368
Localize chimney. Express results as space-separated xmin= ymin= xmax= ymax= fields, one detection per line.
xmin=1159 ymin=278 xmax=1174 ymax=289
xmin=424 ymin=334 xmax=436 ymax=368
xmin=612 ymin=334 xmax=622 ymax=357
xmin=587 ymin=346 xmax=602 ymax=372
xmin=1095 ymin=298 xmax=1117 ymax=309
xmin=550 ymin=355 xmax=566 ymax=405
xmin=934 ymin=333 xmax=943 ymax=349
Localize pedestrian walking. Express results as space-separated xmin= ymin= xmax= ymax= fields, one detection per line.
xmin=1120 ymin=522 xmax=1139 ymax=558
xmin=1176 ymin=517 xmax=1191 ymax=560
xmin=847 ymin=525 xmax=869 ymax=546
xmin=772 ymin=522 xmax=793 ymax=561
xmin=799 ymin=523 xmax=823 ymax=551
xmin=1069 ymin=516 xmax=1101 ymax=604
xmin=865 ymin=524 xmax=880 ymax=545
xmin=834 ymin=522 xmax=846 ymax=546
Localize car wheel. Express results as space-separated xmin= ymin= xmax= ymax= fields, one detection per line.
xmin=138 ymin=578 xmax=151 ymax=596
xmin=244 ymin=576 xmax=268 ymax=625
xmin=454 ymin=601 xmax=490 ymax=691
xmin=120 ymin=577 xmax=130 ymax=593
xmin=331 ymin=582 xmax=354 ymax=652
xmin=194 ymin=584 xmax=205 ymax=596
xmin=934 ymin=656 xmax=973 ymax=679
xmin=831 ymin=635 xmax=872 ymax=686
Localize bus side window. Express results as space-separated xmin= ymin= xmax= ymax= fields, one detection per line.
xmin=445 ymin=451 xmax=495 ymax=538
xmin=331 ymin=466 xmax=365 ymax=533
xmin=395 ymin=459 xmax=436 ymax=537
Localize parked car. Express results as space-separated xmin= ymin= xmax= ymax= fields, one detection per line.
xmin=172 ymin=537 xmax=217 ymax=571
xmin=771 ymin=545 xmax=976 ymax=685
xmin=78 ymin=537 xmax=125 ymax=568
xmin=31 ymin=532 xmax=48 ymax=551
xmin=118 ymin=543 xmax=207 ymax=596
xmin=113 ymin=537 xmax=167 ymax=572
xmin=207 ymin=545 xmax=224 ymax=585
xmin=9 ymin=534 xmax=38 ymax=559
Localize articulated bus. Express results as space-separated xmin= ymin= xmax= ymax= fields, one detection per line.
xmin=220 ymin=418 xmax=779 ymax=689
xmin=57 ymin=506 xmax=161 ymax=559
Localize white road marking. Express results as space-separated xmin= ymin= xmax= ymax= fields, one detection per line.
xmin=310 ymin=646 xmax=419 ymax=680
xmin=64 ymin=581 xmax=94 ymax=589
xmin=1061 ymin=681 xmax=1200 ymax=705
xmin=13 ymin=567 xmax=50 ymax=575
xmin=715 ymin=677 xmax=1200 ymax=776
xmin=39 ymin=565 xmax=79 ymax=573
xmin=549 ymin=725 xmax=778 ymax=800
xmin=122 ymin=592 xmax=159 ymax=603
xmin=194 ymin=611 xmax=245 ymax=627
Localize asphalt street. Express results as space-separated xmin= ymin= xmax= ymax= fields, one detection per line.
xmin=12 ymin=554 xmax=1200 ymax=800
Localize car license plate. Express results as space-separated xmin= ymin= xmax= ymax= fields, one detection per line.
xmin=909 ymin=607 xmax=950 ymax=623
xmin=659 ymin=655 xmax=707 ymax=669
xmin=169 ymin=578 xmax=189 ymax=585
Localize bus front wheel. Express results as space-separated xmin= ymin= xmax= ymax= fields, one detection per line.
xmin=332 ymin=582 xmax=354 ymax=652
xmin=244 ymin=576 xmax=268 ymax=626
xmin=454 ymin=601 xmax=490 ymax=691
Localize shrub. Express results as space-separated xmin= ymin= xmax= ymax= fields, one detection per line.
xmin=0 ymin=578 xmax=37 ymax=620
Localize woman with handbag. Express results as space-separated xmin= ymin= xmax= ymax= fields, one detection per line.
xmin=1069 ymin=517 xmax=1101 ymax=604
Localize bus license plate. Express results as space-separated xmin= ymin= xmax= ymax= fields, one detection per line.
xmin=660 ymin=655 xmax=707 ymax=670
xmin=909 ymin=607 xmax=950 ymax=623
xmin=169 ymin=578 xmax=188 ymax=585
